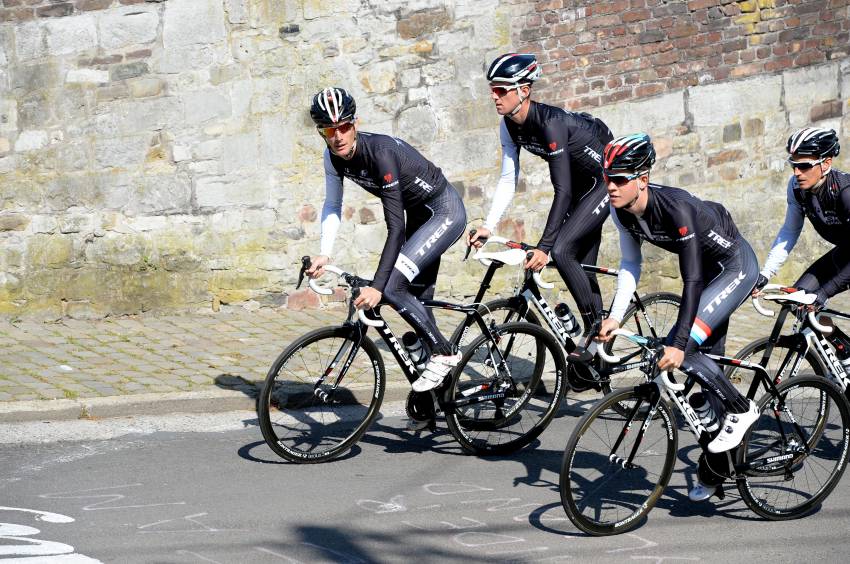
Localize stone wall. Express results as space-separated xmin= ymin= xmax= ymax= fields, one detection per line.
xmin=0 ymin=0 xmax=847 ymax=318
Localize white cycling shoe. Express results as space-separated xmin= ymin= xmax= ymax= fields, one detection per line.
xmin=688 ymin=481 xmax=719 ymax=502
xmin=707 ymin=400 xmax=760 ymax=453
xmin=411 ymin=353 xmax=461 ymax=392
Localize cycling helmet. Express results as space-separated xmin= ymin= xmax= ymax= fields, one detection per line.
xmin=310 ymin=87 xmax=356 ymax=127
xmin=603 ymin=133 xmax=656 ymax=174
xmin=786 ymin=127 xmax=840 ymax=158
xmin=486 ymin=53 xmax=541 ymax=85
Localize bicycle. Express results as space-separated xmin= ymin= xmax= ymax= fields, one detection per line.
xmin=727 ymin=284 xmax=850 ymax=402
xmin=451 ymin=233 xmax=681 ymax=400
xmin=560 ymin=291 xmax=850 ymax=535
xmin=257 ymin=257 xmax=567 ymax=462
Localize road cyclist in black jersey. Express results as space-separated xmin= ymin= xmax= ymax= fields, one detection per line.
xmin=304 ymin=87 xmax=467 ymax=403
xmin=755 ymin=127 xmax=850 ymax=306
xmin=467 ymin=53 xmax=614 ymax=379
xmin=596 ymin=133 xmax=761 ymax=502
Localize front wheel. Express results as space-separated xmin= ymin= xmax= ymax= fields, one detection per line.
xmin=560 ymin=386 xmax=678 ymax=536
xmin=257 ymin=326 xmax=385 ymax=463
xmin=444 ymin=321 xmax=566 ymax=455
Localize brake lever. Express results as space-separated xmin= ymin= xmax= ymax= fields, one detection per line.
xmin=296 ymin=255 xmax=310 ymax=289
xmin=464 ymin=229 xmax=489 ymax=261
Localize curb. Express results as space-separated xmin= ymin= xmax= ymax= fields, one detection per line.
xmin=0 ymin=383 xmax=414 ymax=423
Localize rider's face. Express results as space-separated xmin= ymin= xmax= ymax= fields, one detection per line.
xmin=490 ymin=83 xmax=528 ymax=116
xmin=320 ymin=120 xmax=357 ymax=158
xmin=789 ymin=153 xmax=831 ymax=190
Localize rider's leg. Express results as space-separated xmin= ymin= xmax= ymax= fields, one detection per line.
xmin=794 ymin=245 xmax=850 ymax=302
xmin=548 ymin=181 xmax=609 ymax=335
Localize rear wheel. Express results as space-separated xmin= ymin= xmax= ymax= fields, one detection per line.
xmin=444 ymin=322 xmax=566 ymax=455
xmin=737 ymin=376 xmax=850 ymax=519
xmin=726 ymin=336 xmax=826 ymax=400
xmin=257 ymin=326 xmax=384 ymax=463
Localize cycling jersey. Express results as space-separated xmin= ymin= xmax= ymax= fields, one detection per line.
xmin=484 ymin=101 xmax=612 ymax=251
xmin=320 ymin=131 xmax=449 ymax=291
xmin=610 ymin=184 xmax=745 ymax=350
xmin=761 ymin=169 xmax=850 ymax=300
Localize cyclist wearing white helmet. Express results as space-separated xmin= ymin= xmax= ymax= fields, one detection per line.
xmin=469 ymin=54 xmax=614 ymax=383
xmin=756 ymin=127 xmax=849 ymax=305
xmin=305 ymin=87 xmax=467 ymax=395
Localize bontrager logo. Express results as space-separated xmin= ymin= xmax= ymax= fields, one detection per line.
xmin=703 ymin=271 xmax=746 ymax=314
xmin=415 ymin=218 xmax=454 ymax=257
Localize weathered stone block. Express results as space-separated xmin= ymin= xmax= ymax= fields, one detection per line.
xmin=396 ymin=105 xmax=438 ymax=146
xmin=397 ymin=7 xmax=452 ymax=39
xmin=45 ymin=14 xmax=98 ymax=56
xmin=359 ymin=60 xmax=397 ymax=94
xmin=14 ymin=129 xmax=48 ymax=152
xmin=94 ymin=135 xmax=148 ymax=169
xmin=27 ymin=234 xmax=73 ymax=268
xmin=163 ymin=0 xmax=226 ymax=47
xmin=195 ymin=174 xmax=270 ymax=208
xmin=0 ymin=213 xmax=29 ymax=231
xmin=0 ymin=99 xmax=17 ymax=134
xmin=690 ymin=75 xmax=782 ymax=126
xmin=183 ymin=89 xmax=231 ymax=125
xmin=595 ymin=91 xmax=686 ymax=135
xmin=65 ymin=68 xmax=109 ymax=85
xmin=128 ymin=173 xmax=193 ymax=215
xmin=259 ymin=114 xmax=293 ymax=166
xmin=223 ymin=0 xmax=248 ymax=24
xmin=110 ymin=62 xmax=149 ymax=82
xmin=98 ymin=6 xmax=159 ymax=50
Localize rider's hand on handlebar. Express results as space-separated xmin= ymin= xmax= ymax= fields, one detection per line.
xmin=524 ymin=248 xmax=549 ymax=272
xmin=657 ymin=346 xmax=684 ymax=371
xmin=467 ymin=227 xmax=491 ymax=249
xmin=305 ymin=255 xmax=330 ymax=278
xmin=751 ymin=273 xmax=768 ymax=297
xmin=353 ymin=286 xmax=382 ymax=310
xmin=595 ymin=318 xmax=621 ymax=343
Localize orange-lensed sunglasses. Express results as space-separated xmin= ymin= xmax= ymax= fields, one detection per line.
xmin=317 ymin=121 xmax=354 ymax=138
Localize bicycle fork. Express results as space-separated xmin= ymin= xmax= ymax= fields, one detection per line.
xmin=312 ymin=331 xmax=363 ymax=404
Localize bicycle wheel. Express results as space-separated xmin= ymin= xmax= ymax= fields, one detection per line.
xmin=449 ymin=297 xmax=541 ymax=351
xmin=737 ymin=375 xmax=850 ymax=520
xmin=726 ymin=336 xmax=826 ymax=400
xmin=444 ymin=321 xmax=566 ymax=455
xmin=601 ymin=292 xmax=680 ymax=415
xmin=258 ymin=326 xmax=385 ymax=463
xmin=560 ymin=386 xmax=677 ymax=536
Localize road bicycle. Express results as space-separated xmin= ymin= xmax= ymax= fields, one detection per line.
xmin=560 ymin=287 xmax=850 ymax=535
xmin=452 ymin=234 xmax=681 ymax=402
xmin=726 ymin=284 xmax=850 ymax=402
xmin=257 ymin=258 xmax=567 ymax=462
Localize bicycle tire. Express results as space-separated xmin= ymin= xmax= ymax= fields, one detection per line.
xmin=560 ymin=386 xmax=678 ymax=536
xmin=444 ymin=321 xmax=566 ymax=455
xmin=257 ymin=326 xmax=385 ymax=463
xmin=737 ymin=375 xmax=850 ymax=520
xmin=601 ymin=292 xmax=681 ymax=413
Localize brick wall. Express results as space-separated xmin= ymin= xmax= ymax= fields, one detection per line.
xmin=514 ymin=0 xmax=849 ymax=110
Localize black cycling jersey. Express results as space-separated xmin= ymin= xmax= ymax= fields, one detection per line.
xmin=325 ymin=131 xmax=449 ymax=291
xmin=503 ymin=101 xmax=612 ymax=251
xmin=613 ymin=184 xmax=743 ymax=349
xmin=792 ymin=169 xmax=850 ymax=245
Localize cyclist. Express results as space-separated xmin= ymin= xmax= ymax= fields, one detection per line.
xmin=596 ymin=133 xmax=760 ymax=500
xmin=756 ymin=127 xmax=848 ymax=304
xmin=468 ymin=53 xmax=614 ymax=372
xmin=305 ymin=87 xmax=466 ymax=394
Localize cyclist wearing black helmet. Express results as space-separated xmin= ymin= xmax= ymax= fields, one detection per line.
xmin=597 ymin=134 xmax=760 ymax=499
xmin=756 ymin=127 xmax=849 ymax=305
xmin=305 ymin=87 xmax=467 ymax=395
xmin=468 ymin=53 xmax=614 ymax=357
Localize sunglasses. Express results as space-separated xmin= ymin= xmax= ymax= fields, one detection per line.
xmin=787 ymin=157 xmax=825 ymax=171
xmin=490 ymin=84 xmax=523 ymax=97
xmin=317 ymin=121 xmax=354 ymax=138
xmin=603 ymin=171 xmax=642 ymax=186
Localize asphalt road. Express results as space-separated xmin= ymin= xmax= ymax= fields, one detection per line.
xmin=3 ymin=404 xmax=850 ymax=563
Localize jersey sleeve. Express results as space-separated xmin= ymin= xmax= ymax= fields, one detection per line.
xmin=760 ymin=178 xmax=805 ymax=280
xmin=609 ymin=209 xmax=642 ymax=322
xmin=369 ymin=149 xmax=406 ymax=292
xmin=669 ymin=202 xmax=705 ymax=350
xmin=536 ymin=118 xmax=573 ymax=252
xmin=484 ymin=120 xmax=520 ymax=231
xmin=319 ymin=150 xmax=343 ymax=257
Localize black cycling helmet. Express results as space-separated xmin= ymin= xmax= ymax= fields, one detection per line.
xmin=603 ymin=133 xmax=656 ymax=174
xmin=786 ymin=127 xmax=840 ymax=158
xmin=310 ymin=87 xmax=356 ymax=127
xmin=486 ymin=53 xmax=541 ymax=85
